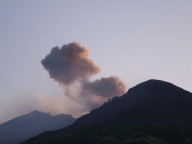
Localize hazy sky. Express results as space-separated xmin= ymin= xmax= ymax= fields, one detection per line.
xmin=0 ymin=0 xmax=191 ymax=124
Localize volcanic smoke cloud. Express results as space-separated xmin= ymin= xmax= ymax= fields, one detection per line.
xmin=41 ymin=42 xmax=126 ymax=112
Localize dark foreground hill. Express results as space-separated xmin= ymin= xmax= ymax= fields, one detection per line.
xmin=21 ymin=79 xmax=192 ymax=144
xmin=0 ymin=110 xmax=76 ymax=144
xmin=21 ymin=123 xmax=192 ymax=144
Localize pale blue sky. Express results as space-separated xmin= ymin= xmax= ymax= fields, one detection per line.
xmin=0 ymin=0 xmax=191 ymax=124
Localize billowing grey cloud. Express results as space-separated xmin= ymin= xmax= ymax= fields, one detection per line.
xmin=83 ymin=76 xmax=127 ymax=98
xmin=41 ymin=42 xmax=101 ymax=85
xmin=41 ymin=42 xmax=127 ymax=112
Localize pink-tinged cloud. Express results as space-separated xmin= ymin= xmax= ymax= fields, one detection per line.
xmin=41 ymin=42 xmax=127 ymax=112
xmin=41 ymin=42 xmax=101 ymax=85
xmin=83 ymin=76 xmax=127 ymax=98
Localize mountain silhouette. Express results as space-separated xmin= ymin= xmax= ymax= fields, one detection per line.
xmin=0 ymin=110 xmax=76 ymax=144
xmin=49 ymin=80 xmax=192 ymax=134
xmin=20 ymin=79 xmax=192 ymax=144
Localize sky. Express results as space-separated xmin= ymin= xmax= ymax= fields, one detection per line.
xmin=0 ymin=0 xmax=191 ymax=124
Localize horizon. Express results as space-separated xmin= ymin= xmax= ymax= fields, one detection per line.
xmin=1 ymin=1 xmax=191 ymax=124
xmin=0 ymin=78 xmax=191 ymax=125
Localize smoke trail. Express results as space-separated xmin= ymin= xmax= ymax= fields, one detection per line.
xmin=83 ymin=76 xmax=126 ymax=98
xmin=41 ymin=42 xmax=127 ymax=112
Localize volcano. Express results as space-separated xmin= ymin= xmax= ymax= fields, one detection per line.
xmin=20 ymin=79 xmax=192 ymax=144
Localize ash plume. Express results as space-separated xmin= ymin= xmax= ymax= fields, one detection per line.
xmin=83 ymin=76 xmax=127 ymax=98
xmin=41 ymin=42 xmax=101 ymax=85
xmin=41 ymin=42 xmax=127 ymax=112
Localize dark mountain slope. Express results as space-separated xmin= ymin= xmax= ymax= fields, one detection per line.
xmin=53 ymin=79 xmax=192 ymax=133
xmin=106 ymin=79 xmax=192 ymax=125
xmin=21 ymin=123 xmax=192 ymax=144
xmin=20 ymin=79 xmax=192 ymax=143
xmin=0 ymin=110 xmax=76 ymax=144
